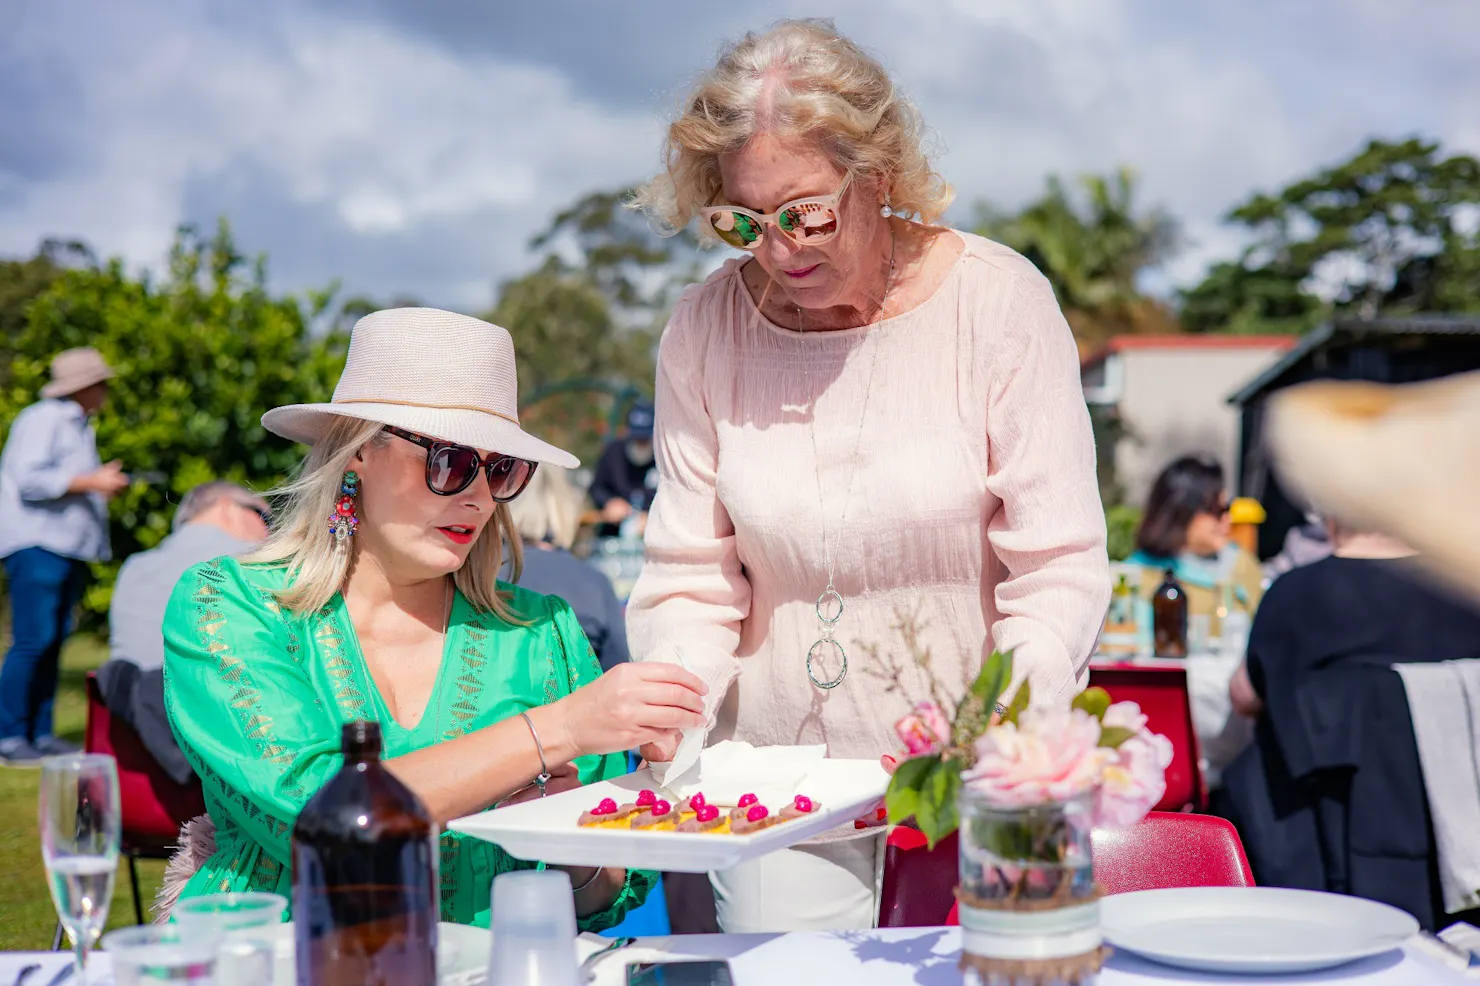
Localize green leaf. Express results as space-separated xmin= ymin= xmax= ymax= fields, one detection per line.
xmin=969 ymin=649 xmax=1014 ymax=710
xmin=1002 ymin=679 xmax=1031 ymax=725
xmin=1098 ymin=726 xmax=1136 ymax=749
xmin=884 ymin=754 xmax=939 ymax=824
xmin=916 ymin=761 xmax=962 ymax=849
xmin=1071 ymin=686 xmax=1112 ymax=721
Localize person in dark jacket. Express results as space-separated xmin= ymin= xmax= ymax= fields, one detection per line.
xmin=1224 ymin=518 xmax=1480 ymax=930
xmin=507 ymin=465 xmax=629 ymax=671
xmin=588 ymin=401 xmax=657 ymax=538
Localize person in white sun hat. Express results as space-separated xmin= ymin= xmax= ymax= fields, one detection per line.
xmin=157 ymin=307 xmax=706 ymax=927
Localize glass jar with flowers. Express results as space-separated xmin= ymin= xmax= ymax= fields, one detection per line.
xmin=883 ymin=645 xmax=1172 ymax=986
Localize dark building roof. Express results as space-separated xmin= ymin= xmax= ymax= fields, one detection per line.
xmin=1227 ymin=315 xmax=1480 ymax=406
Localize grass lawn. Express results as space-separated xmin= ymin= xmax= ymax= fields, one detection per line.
xmin=0 ymin=635 xmax=165 ymax=951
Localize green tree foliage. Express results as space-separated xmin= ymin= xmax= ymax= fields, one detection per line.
xmin=490 ymin=187 xmax=703 ymax=468
xmin=1181 ymin=137 xmax=1480 ymax=332
xmin=0 ymin=220 xmax=347 ymax=624
xmin=975 ymin=168 xmax=1180 ymax=348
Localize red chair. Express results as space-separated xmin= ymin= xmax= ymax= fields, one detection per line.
xmin=84 ymin=673 xmax=206 ymax=924
xmin=1089 ymin=664 xmax=1205 ymax=812
xmin=880 ymin=813 xmax=1253 ymax=928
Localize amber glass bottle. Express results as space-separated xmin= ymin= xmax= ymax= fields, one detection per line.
xmin=1151 ymin=568 xmax=1189 ymax=659
xmin=293 ymin=721 xmax=437 ymax=986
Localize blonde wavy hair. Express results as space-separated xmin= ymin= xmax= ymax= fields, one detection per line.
xmin=633 ymin=18 xmax=953 ymax=234
xmin=247 ymin=416 xmax=525 ymax=622
xmin=506 ymin=465 xmax=583 ymax=551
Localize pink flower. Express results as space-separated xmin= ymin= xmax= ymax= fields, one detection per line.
xmin=1103 ymin=701 xmax=1148 ymax=734
xmin=895 ymin=701 xmax=952 ymax=756
xmin=1096 ymin=728 xmax=1174 ymax=828
xmin=962 ymin=708 xmax=1111 ymax=807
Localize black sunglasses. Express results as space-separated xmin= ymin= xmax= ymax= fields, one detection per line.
xmin=384 ymin=426 xmax=538 ymax=502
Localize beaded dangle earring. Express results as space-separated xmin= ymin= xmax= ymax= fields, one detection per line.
xmin=329 ymin=470 xmax=360 ymax=543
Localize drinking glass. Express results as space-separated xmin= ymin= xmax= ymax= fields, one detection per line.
xmin=172 ymin=892 xmax=285 ymax=986
xmin=102 ymin=925 xmax=221 ymax=985
xmin=487 ymin=870 xmax=579 ymax=986
xmin=39 ymin=753 xmax=121 ymax=981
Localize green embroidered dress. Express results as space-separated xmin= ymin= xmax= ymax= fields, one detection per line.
xmin=162 ymin=556 xmax=652 ymax=930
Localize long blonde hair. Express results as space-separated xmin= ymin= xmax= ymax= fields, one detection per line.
xmin=506 ymin=465 xmax=583 ymax=551
xmin=248 ymin=415 xmax=525 ymax=622
xmin=632 ymin=18 xmax=953 ymax=235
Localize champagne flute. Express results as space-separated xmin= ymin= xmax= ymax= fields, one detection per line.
xmin=39 ymin=753 xmax=121 ymax=981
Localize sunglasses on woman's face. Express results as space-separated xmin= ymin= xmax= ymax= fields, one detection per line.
xmin=700 ymin=175 xmax=851 ymax=251
xmin=384 ymin=426 xmax=537 ymax=502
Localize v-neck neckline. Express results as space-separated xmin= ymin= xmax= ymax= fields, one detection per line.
xmin=331 ymin=588 xmax=463 ymax=737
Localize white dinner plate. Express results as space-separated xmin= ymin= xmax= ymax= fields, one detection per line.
xmin=447 ymin=760 xmax=888 ymax=873
xmin=1101 ymin=887 xmax=1419 ymax=974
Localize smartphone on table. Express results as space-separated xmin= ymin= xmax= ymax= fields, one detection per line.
xmin=626 ymin=959 xmax=734 ymax=986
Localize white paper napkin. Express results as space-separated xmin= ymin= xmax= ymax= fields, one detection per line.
xmin=653 ymin=740 xmax=826 ymax=808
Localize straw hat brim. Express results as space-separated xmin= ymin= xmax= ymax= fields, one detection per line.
xmin=261 ymin=402 xmax=580 ymax=469
xmin=40 ymin=365 xmax=115 ymax=399
xmin=1267 ymin=370 xmax=1480 ymax=604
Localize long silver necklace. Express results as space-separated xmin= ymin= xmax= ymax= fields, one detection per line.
xmin=797 ymin=227 xmax=897 ymax=690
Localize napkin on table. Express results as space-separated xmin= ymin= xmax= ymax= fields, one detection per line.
xmin=652 ymin=740 xmax=826 ymax=808
xmin=1394 ymin=660 xmax=1480 ymax=915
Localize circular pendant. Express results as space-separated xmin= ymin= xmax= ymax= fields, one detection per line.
xmin=816 ymin=587 xmax=844 ymax=625
xmin=807 ymin=638 xmax=848 ymax=689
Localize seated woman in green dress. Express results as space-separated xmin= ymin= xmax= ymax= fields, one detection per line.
xmin=159 ymin=307 xmax=707 ymax=930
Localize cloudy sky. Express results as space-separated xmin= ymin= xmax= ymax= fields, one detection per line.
xmin=3 ymin=0 xmax=1478 ymax=311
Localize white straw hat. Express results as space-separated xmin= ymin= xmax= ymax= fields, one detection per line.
xmin=262 ymin=307 xmax=579 ymax=468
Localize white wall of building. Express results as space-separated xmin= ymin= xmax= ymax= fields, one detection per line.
xmin=1095 ymin=346 xmax=1290 ymax=506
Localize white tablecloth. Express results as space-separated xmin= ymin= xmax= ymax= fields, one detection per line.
xmin=6 ymin=927 xmax=1462 ymax=985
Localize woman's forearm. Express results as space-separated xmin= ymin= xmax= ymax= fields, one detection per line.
xmin=384 ymin=703 xmax=579 ymax=822
xmin=556 ymin=865 xmax=629 ymax=918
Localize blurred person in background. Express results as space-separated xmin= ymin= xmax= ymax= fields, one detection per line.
xmin=506 ymin=465 xmax=630 ymax=671
xmin=1223 ymin=515 xmax=1480 ymax=929
xmin=1261 ymin=510 xmax=1334 ymax=583
xmin=626 ymin=19 xmax=1109 ymax=932
xmin=589 ymin=400 xmax=658 ymax=537
xmin=97 ymin=481 xmax=271 ymax=784
xmin=1126 ymin=455 xmax=1263 ymax=640
xmin=0 ymin=347 xmax=129 ymax=764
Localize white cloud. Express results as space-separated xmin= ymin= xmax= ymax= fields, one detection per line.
xmin=0 ymin=1 xmax=661 ymax=308
xmin=2 ymin=0 xmax=1477 ymax=307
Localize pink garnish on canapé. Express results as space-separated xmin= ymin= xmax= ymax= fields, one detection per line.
xmin=737 ymin=793 xmax=758 ymax=808
xmin=695 ymin=804 xmax=719 ymax=823
xmin=793 ymin=795 xmax=814 ymax=813
xmin=591 ymin=798 xmax=618 ymax=816
xmin=651 ymin=799 xmax=672 ymax=817
xmin=635 ymin=789 xmax=657 ymax=808
xmin=746 ymin=804 xmax=769 ymax=823
xmin=690 ymin=792 xmax=708 ymax=809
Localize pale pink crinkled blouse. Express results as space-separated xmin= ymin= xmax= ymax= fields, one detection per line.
xmin=626 ymin=231 xmax=1110 ymax=767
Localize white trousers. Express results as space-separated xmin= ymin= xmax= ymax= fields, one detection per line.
xmin=709 ymin=833 xmax=884 ymax=933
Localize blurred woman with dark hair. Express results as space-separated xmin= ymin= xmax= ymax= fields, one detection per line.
xmin=1126 ymin=456 xmax=1263 ymax=641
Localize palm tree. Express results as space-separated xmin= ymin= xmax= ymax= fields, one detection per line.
xmin=974 ymin=169 xmax=1180 ymax=348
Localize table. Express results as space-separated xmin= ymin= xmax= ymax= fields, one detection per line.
xmin=4 ymin=927 xmax=1463 ymax=985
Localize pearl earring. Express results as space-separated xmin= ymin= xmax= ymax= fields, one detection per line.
xmin=880 ymin=202 xmax=894 ymax=218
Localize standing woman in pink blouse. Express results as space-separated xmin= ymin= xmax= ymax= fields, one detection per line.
xmin=627 ymin=19 xmax=1110 ymax=932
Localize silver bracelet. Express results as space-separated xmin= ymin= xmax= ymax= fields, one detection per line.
xmin=571 ymin=867 xmax=604 ymax=893
xmin=518 ymin=710 xmax=552 ymax=797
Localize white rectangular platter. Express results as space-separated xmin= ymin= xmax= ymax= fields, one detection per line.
xmin=447 ymin=758 xmax=888 ymax=873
